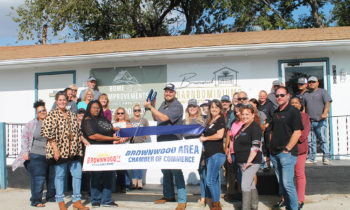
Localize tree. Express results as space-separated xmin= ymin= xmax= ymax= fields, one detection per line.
xmin=11 ymin=0 xmax=99 ymax=43
xmin=11 ymin=0 xmax=346 ymax=44
xmin=332 ymin=0 xmax=350 ymax=26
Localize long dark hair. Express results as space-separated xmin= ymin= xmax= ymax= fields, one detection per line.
xmin=83 ymin=100 xmax=104 ymax=120
xmin=206 ymin=99 xmax=224 ymax=124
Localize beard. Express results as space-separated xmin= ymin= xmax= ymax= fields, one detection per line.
xmin=165 ymin=97 xmax=175 ymax=103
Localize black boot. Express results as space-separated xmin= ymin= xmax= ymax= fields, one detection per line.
xmin=251 ymin=189 xmax=259 ymax=210
xmin=242 ymin=191 xmax=251 ymax=210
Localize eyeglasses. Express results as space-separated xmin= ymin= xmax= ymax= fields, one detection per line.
xmin=308 ymin=81 xmax=316 ymax=84
xmin=37 ymin=109 xmax=46 ymax=113
xmin=133 ymin=109 xmax=141 ymax=112
xmin=238 ymin=97 xmax=247 ymax=101
xmin=117 ymin=112 xmax=124 ymax=115
xmin=275 ymin=94 xmax=286 ymax=98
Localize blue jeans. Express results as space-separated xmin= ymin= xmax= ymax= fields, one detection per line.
xmin=25 ymin=153 xmax=55 ymax=206
xmin=271 ymin=152 xmax=298 ymax=210
xmin=198 ymin=164 xmax=207 ymax=198
xmin=161 ymin=169 xmax=187 ymax=203
xmin=131 ymin=170 xmax=144 ymax=180
xmin=90 ymin=171 xmax=114 ymax=204
xmin=308 ymin=120 xmax=330 ymax=161
xmin=54 ymin=160 xmax=82 ymax=203
xmin=205 ymin=153 xmax=226 ymax=202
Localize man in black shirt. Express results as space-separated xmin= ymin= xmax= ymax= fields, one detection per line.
xmin=144 ymin=83 xmax=186 ymax=210
xmin=258 ymin=90 xmax=276 ymax=169
xmin=270 ymin=87 xmax=303 ymax=210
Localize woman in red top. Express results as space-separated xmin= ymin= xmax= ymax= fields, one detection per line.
xmin=291 ymin=97 xmax=310 ymax=209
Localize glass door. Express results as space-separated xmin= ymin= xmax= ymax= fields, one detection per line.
xmin=281 ymin=61 xmax=327 ymax=95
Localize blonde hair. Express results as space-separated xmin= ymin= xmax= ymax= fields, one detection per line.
xmin=69 ymin=84 xmax=77 ymax=90
xmin=113 ymin=107 xmax=130 ymax=122
xmin=98 ymin=93 xmax=110 ymax=110
xmin=133 ymin=103 xmax=141 ymax=110
xmin=83 ymin=88 xmax=94 ymax=102
xmin=185 ymin=106 xmax=204 ymax=125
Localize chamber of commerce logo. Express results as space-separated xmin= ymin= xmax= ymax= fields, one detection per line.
xmin=178 ymin=66 xmax=239 ymax=88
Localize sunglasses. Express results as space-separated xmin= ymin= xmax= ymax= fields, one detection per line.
xmin=37 ymin=109 xmax=47 ymax=113
xmin=275 ymin=94 xmax=286 ymax=98
xmin=308 ymin=81 xmax=316 ymax=84
xmin=133 ymin=109 xmax=141 ymax=112
xmin=238 ymin=97 xmax=247 ymax=101
xmin=117 ymin=112 xmax=124 ymax=115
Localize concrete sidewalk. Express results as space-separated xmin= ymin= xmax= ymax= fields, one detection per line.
xmin=1 ymin=186 xmax=350 ymax=210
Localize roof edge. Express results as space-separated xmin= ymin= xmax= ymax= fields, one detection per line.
xmin=1 ymin=39 xmax=350 ymax=66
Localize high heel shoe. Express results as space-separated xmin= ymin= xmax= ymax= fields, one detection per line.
xmin=298 ymin=202 xmax=304 ymax=209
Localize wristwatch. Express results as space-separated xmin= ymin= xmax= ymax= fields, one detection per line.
xmin=283 ymin=147 xmax=291 ymax=153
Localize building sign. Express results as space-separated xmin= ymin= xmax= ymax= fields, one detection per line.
xmin=90 ymin=65 xmax=166 ymax=119
xmin=175 ymin=66 xmax=241 ymax=104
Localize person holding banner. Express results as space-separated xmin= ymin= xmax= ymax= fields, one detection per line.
xmin=144 ymin=83 xmax=187 ymax=210
xmin=81 ymin=100 xmax=120 ymax=208
xmin=113 ymin=107 xmax=133 ymax=192
xmin=41 ymin=91 xmax=89 ymax=210
xmin=130 ymin=103 xmax=149 ymax=189
xmin=199 ymin=99 xmax=226 ymax=210
xmin=183 ymin=99 xmax=206 ymax=206
xmin=234 ymin=106 xmax=263 ymax=210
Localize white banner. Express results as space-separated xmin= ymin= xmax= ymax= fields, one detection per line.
xmin=82 ymin=139 xmax=202 ymax=171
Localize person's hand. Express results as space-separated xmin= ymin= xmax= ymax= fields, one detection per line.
xmin=83 ymin=141 xmax=91 ymax=147
xmin=113 ymin=133 xmax=120 ymax=141
xmin=23 ymin=153 xmax=30 ymax=161
xmin=144 ymin=100 xmax=152 ymax=109
xmin=242 ymin=162 xmax=252 ymax=171
xmin=113 ymin=127 xmax=120 ymax=132
xmin=321 ymin=113 xmax=328 ymax=120
xmin=54 ymin=150 xmax=60 ymax=161
xmin=151 ymin=98 xmax=157 ymax=107
xmin=227 ymin=154 xmax=232 ymax=164
xmin=199 ymin=135 xmax=206 ymax=142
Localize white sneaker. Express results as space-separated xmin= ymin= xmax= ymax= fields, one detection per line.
xmin=305 ymin=159 xmax=317 ymax=164
xmin=323 ymin=159 xmax=331 ymax=165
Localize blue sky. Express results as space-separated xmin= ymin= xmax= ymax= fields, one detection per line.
xmin=0 ymin=0 xmax=334 ymax=47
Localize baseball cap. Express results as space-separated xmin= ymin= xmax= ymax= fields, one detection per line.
xmin=297 ymin=77 xmax=308 ymax=84
xmin=221 ymin=95 xmax=231 ymax=102
xmin=87 ymin=76 xmax=96 ymax=82
xmin=200 ymin=99 xmax=211 ymax=107
xmin=272 ymin=80 xmax=282 ymax=86
xmin=163 ymin=83 xmax=176 ymax=91
xmin=188 ymin=99 xmax=198 ymax=107
xmin=308 ymin=76 xmax=318 ymax=82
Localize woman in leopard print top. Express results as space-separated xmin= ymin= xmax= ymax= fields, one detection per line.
xmin=41 ymin=91 xmax=88 ymax=210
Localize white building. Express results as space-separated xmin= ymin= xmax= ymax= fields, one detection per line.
xmin=1 ymin=26 xmax=350 ymax=183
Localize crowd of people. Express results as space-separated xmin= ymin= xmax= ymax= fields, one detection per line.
xmin=12 ymin=75 xmax=332 ymax=210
